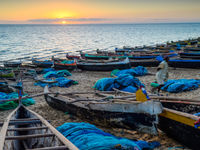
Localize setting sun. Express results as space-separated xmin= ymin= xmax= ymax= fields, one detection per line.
xmin=62 ymin=21 xmax=67 ymax=24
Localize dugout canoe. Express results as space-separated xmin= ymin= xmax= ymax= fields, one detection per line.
xmin=158 ymin=100 xmax=200 ymax=150
xmin=53 ymin=59 xmax=77 ymax=70
xmin=77 ymin=57 xmax=131 ymax=71
xmin=179 ymin=52 xmax=200 ymax=59
xmin=130 ymin=59 xmax=160 ymax=67
xmin=32 ymin=58 xmax=53 ymax=68
xmin=3 ymin=61 xmax=22 ymax=68
xmin=168 ymin=59 xmax=200 ymax=68
xmin=0 ymin=104 xmax=78 ymax=150
xmin=44 ymin=86 xmax=163 ymax=135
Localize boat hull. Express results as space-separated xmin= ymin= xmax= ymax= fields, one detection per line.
xmin=44 ymin=94 xmax=162 ymax=135
xmin=159 ymin=102 xmax=200 ymax=150
xmin=169 ymin=59 xmax=200 ymax=68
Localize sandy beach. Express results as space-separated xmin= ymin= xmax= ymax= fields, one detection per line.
xmin=1 ymin=66 xmax=199 ymax=149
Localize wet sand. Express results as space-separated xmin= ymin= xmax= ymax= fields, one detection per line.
xmin=1 ymin=67 xmax=199 ymax=149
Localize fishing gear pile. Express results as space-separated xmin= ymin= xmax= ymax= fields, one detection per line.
xmin=57 ymin=122 xmax=160 ymax=150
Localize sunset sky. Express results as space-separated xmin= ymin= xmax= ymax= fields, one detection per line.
xmin=0 ymin=0 xmax=200 ymax=24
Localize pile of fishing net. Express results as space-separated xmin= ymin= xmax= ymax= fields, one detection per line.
xmin=34 ymin=77 xmax=78 ymax=88
xmin=161 ymin=79 xmax=200 ymax=93
xmin=57 ymin=122 xmax=160 ymax=150
xmin=94 ymin=74 xmax=144 ymax=93
xmin=111 ymin=66 xmax=148 ymax=77
xmin=35 ymin=69 xmax=78 ymax=88
xmin=43 ymin=70 xmax=72 ymax=79
xmin=0 ymin=92 xmax=35 ymax=110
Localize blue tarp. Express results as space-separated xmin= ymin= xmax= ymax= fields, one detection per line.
xmin=111 ymin=66 xmax=148 ymax=77
xmin=43 ymin=70 xmax=71 ymax=79
xmin=57 ymin=122 xmax=160 ymax=150
xmin=34 ymin=77 xmax=78 ymax=88
xmin=94 ymin=74 xmax=144 ymax=93
xmin=161 ymin=79 xmax=200 ymax=93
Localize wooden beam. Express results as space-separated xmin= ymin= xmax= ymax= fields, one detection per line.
xmin=26 ymin=107 xmax=79 ymax=150
xmin=5 ymin=133 xmax=55 ymax=140
xmin=160 ymin=108 xmax=200 ymax=128
xmin=7 ymin=126 xmax=48 ymax=131
xmin=0 ymin=120 xmax=43 ymax=126
xmin=27 ymin=146 xmax=68 ymax=150
xmin=0 ymin=106 xmax=19 ymax=150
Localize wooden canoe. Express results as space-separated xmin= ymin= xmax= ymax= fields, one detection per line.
xmin=3 ymin=61 xmax=21 ymax=68
xmin=130 ymin=59 xmax=160 ymax=67
xmin=180 ymin=52 xmax=200 ymax=59
xmin=0 ymin=104 xmax=78 ymax=150
xmin=44 ymin=86 xmax=163 ymax=135
xmin=169 ymin=59 xmax=200 ymax=68
xmin=53 ymin=60 xmax=77 ymax=70
xmin=32 ymin=58 xmax=53 ymax=68
xmin=158 ymin=101 xmax=200 ymax=150
xmin=77 ymin=57 xmax=131 ymax=71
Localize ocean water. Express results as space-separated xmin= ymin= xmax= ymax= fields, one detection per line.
xmin=0 ymin=23 xmax=200 ymax=62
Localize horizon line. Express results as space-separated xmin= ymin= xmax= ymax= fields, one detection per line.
xmin=0 ymin=21 xmax=200 ymax=25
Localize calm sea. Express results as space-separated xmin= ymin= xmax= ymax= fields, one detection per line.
xmin=0 ymin=23 xmax=200 ymax=62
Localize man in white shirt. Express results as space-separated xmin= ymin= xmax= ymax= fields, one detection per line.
xmin=156 ymin=56 xmax=169 ymax=93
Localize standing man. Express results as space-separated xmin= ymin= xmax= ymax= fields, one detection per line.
xmin=156 ymin=56 xmax=169 ymax=93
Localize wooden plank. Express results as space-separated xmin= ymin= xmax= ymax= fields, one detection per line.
xmin=26 ymin=107 xmax=79 ymax=150
xmin=151 ymin=96 xmax=200 ymax=102
xmin=7 ymin=126 xmax=48 ymax=131
xmin=27 ymin=146 xmax=68 ymax=150
xmin=0 ymin=120 xmax=42 ymax=126
xmin=10 ymin=118 xmax=39 ymax=121
xmin=160 ymin=108 xmax=200 ymax=128
xmin=0 ymin=106 xmax=19 ymax=150
xmin=5 ymin=133 xmax=55 ymax=140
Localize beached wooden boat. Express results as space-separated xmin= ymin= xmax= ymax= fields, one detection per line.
xmin=3 ymin=61 xmax=21 ymax=68
xmin=156 ymin=98 xmax=200 ymax=150
xmin=0 ymin=69 xmax=15 ymax=78
xmin=169 ymin=59 xmax=200 ymax=68
xmin=32 ymin=58 xmax=53 ymax=68
xmin=44 ymin=87 xmax=163 ymax=135
xmin=77 ymin=57 xmax=131 ymax=71
xmin=66 ymin=53 xmax=80 ymax=60
xmin=0 ymin=104 xmax=78 ymax=150
xmin=184 ymin=47 xmax=200 ymax=52
xmin=130 ymin=59 xmax=160 ymax=67
xmin=53 ymin=59 xmax=77 ymax=70
xmin=179 ymin=52 xmax=200 ymax=59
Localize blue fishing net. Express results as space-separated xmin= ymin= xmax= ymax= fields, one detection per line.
xmin=111 ymin=66 xmax=148 ymax=77
xmin=161 ymin=79 xmax=200 ymax=93
xmin=43 ymin=70 xmax=71 ymax=79
xmin=93 ymin=78 xmax=115 ymax=91
xmin=38 ymin=68 xmax=55 ymax=74
xmin=34 ymin=77 xmax=78 ymax=88
xmin=93 ymin=74 xmax=144 ymax=93
xmin=0 ymin=92 xmax=35 ymax=110
xmin=57 ymin=122 xmax=160 ymax=150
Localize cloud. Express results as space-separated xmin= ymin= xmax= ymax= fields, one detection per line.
xmin=28 ymin=18 xmax=111 ymax=23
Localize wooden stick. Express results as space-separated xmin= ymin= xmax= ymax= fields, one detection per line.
xmin=27 ymin=146 xmax=68 ymax=150
xmin=0 ymin=91 xmax=116 ymax=102
xmin=7 ymin=126 xmax=48 ymax=131
xmin=151 ymin=96 xmax=200 ymax=102
xmin=5 ymin=133 xmax=55 ymax=140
